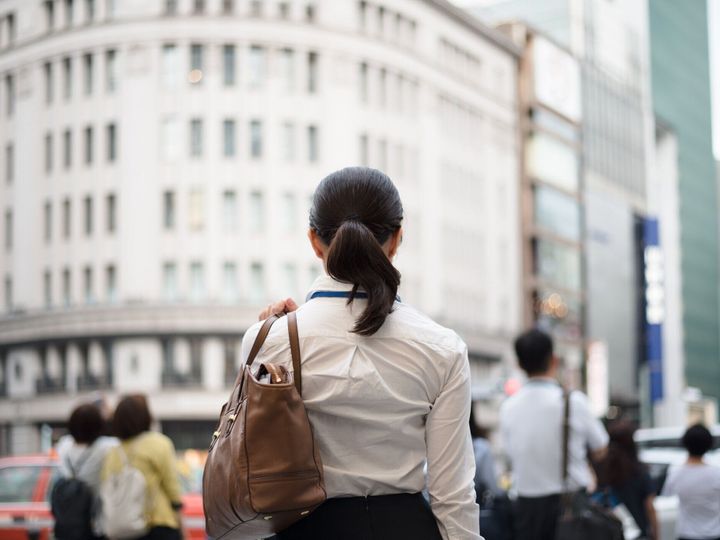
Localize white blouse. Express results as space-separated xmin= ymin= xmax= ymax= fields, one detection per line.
xmin=241 ymin=276 xmax=480 ymax=540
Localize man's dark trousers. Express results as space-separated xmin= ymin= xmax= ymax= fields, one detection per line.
xmin=514 ymin=494 xmax=562 ymax=540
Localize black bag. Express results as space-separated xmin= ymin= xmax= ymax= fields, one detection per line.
xmin=555 ymin=391 xmax=624 ymax=540
xmin=51 ymin=449 xmax=96 ymax=540
xmin=476 ymin=485 xmax=514 ymax=540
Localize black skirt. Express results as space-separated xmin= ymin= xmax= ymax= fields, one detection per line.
xmin=277 ymin=492 xmax=443 ymax=540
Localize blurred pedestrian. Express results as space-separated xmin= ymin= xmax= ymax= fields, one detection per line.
xmin=470 ymin=406 xmax=501 ymax=498
xmin=661 ymin=424 xmax=720 ymax=540
xmin=101 ymin=394 xmax=183 ymax=540
xmin=252 ymin=167 xmax=480 ymax=539
xmin=499 ymin=329 xmax=608 ymax=540
xmin=53 ymin=403 xmax=118 ymax=540
xmin=594 ymin=420 xmax=658 ymax=540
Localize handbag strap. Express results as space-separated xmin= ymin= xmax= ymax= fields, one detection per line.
xmin=562 ymin=389 xmax=571 ymax=491
xmin=242 ymin=311 xmax=303 ymax=395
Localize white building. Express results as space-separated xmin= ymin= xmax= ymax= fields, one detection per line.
xmin=0 ymin=0 xmax=521 ymax=453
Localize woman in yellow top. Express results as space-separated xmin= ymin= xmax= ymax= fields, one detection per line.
xmin=101 ymin=394 xmax=183 ymax=540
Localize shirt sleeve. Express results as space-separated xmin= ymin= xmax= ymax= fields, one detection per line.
xmin=156 ymin=435 xmax=183 ymax=508
xmin=573 ymin=392 xmax=609 ymax=451
xmin=425 ymin=341 xmax=481 ymax=540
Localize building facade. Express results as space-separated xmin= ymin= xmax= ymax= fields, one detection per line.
xmin=0 ymin=0 xmax=521 ymax=453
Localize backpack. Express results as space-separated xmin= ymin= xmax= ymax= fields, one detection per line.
xmin=99 ymin=444 xmax=149 ymax=539
xmin=51 ymin=449 xmax=95 ymax=540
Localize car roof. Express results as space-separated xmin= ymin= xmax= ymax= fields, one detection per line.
xmin=635 ymin=424 xmax=720 ymax=442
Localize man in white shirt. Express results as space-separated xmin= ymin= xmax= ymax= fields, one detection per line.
xmin=500 ymin=329 xmax=608 ymax=540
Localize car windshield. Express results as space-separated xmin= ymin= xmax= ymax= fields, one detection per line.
xmin=0 ymin=465 xmax=42 ymax=503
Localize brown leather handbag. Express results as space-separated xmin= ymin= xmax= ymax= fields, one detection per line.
xmin=202 ymin=311 xmax=326 ymax=539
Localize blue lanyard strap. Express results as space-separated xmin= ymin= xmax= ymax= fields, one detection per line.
xmin=308 ymin=290 xmax=401 ymax=302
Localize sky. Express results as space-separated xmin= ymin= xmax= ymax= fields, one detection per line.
xmin=453 ymin=0 xmax=720 ymax=160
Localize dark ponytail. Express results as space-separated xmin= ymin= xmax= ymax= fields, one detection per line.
xmin=310 ymin=167 xmax=402 ymax=336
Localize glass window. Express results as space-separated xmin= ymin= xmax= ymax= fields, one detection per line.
xmin=377 ymin=138 xmax=387 ymax=170
xmin=45 ymin=0 xmax=56 ymax=30
xmin=4 ymin=276 xmax=12 ymax=311
xmin=358 ymin=1 xmax=367 ymax=30
xmin=163 ymin=191 xmax=175 ymax=230
xmin=44 ymin=202 xmax=52 ymax=242
xmin=278 ymin=2 xmax=290 ymax=18
xmin=307 ymin=51 xmax=318 ymax=93
xmin=84 ymin=196 xmax=93 ymax=235
xmin=63 ymin=129 xmax=72 ymax=168
xmin=193 ymin=0 xmax=206 ymax=14
xmin=249 ymin=120 xmax=263 ymax=158
xmin=280 ymin=48 xmax=294 ymax=92
xmin=535 ymin=239 xmax=581 ymax=291
xmin=307 ymin=125 xmax=318 ymax=162
xmin=62 ymin=268 xmax=71 ymax=306
xmin=105 ymin=49 xmax=117 ymax=92
xmin=188 ymin=189 xmax=204 ymax=231
xmin=222 ymin=45 xmax=236 ymax=86
xmin=165 ymin=0 xmax=178 ymax=15
xmin=283 ymin=263 xmax=298 ymax=297
xmin=63 ymin=57 xmax=72 ymax=100
xmin=44 ymin=270 xmax=52 ymax=307
xmin=7 ymin=13 xmax=16 ymax=44
xmin=359 ymin=133 xmax=368 ymax=166
xmin=83 ymin=53 xmax=93 ymax=95
xmin=162 ymin=44 xmax=180 ymax=89
xmin=84 ymin=266 xmax=93 ymax=303
xmin=281 ymin=192 xmax=296 ymax=232
xmin=305 ymin=3 xmax=315 ymax=22
xmin=106 ymin=265 xmax=117 ymax=302
xmin=359 ymin=63 xmax=368 ymax=103
xmin=5 ymin=75 xmax=15 ymax=116
xmin=44 ymin=62 xmax=54 ymax=104
xmin=223 ymin=262 xmax=238 ymax=302
xmin=534 ymin=186 xmax=580 ymax=241
xmin=222 ymin=0 xmax=235 ymax=14
xmin=248 ymin=46 xmax=266 ymax=88
xmin=161 ymin=117 xmax=180 ymax=161
xmin=106 ymin=194 xmax=116 ymax=233
xmin=85 ymin=0 xmax=95 ymax=23
xmin=249 ymin=191 xmax=264 ymax=232
xmin=106 ymin=0 xmax=117 ymax=18
xmin=526 ymin=132 xmax=579 ymax=193
xmin=250 ymin=1 xmax=263 ymax=16
xmin=378 ymin=68 xmax=386 ymax=107
xmin=63 ymin=199 xmax=71 ymax=238
xmin=106 ymin=123 xmax=117 ymax=162
xmin=163 ymin=262 xmax=177 ymax=300
xmin=190 ymin=44 xmax=204 ymax=84
xmin=4 ymin=144 xmax=13 ymax=184
xmin=249 ymin=262 xmax=265 ymax=303
xmin=190 ymin=119 xmax=203 ymax=157
xmin=84 ymin=126 xmax=93 ymax=164
xmin=282 ymin=122 xmax=295 ymax=162
xmin=222 ymin=190 xmax=237 ymax=232
xmin=223 ymin=119 xmax=236 ymax=157
xmin=0 ymin=466 xmax=42 ymax=503
xmin=189 ymin=262 xmax=204 ymax=300
xmin=45 ymin=134 xmax=53 ymax=172
xmin=4 ymin=210 xmax=12 ymax=250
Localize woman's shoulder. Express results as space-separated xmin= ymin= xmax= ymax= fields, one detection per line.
xmin=385 ymin=303 xmax=467 ymax=353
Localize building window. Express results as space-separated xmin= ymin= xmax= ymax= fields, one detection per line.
xmin=84 ymin=126 xmax=93 ymax=164
xmin=283 ymin=263 xmax=298 ymax=297
xmin=307 ymin=125 xmax=319 ymax=162
xmin=63 ymin=57 xmax=72 ymax=100
xmin=83 ymin=53 xmax=93 ymax=95
xmin=189 ymin=44 xmax=204 ymax=84
xmin=378 ymin=68 xmax=387 ymax=107
xmin=45 ymin=133 xmax=54 ymax=172
xmin=163 ymin=191 xmax=175 ymax=230
xmin=189 ymin=262 xmax=204 ymax=300
xmin=162 ymin=44 xmax=180 ymax=89
xmin=7 ymin=13 xmax=16 ymax=44
xmin=44 ymin=270 xmax=52 ymax=307
xmin=222 ymin=0 xmax=235 ymax=14
xmin=249 ymin=262 xmax=265 ymax=303
xmin=45 ymin=0 xmax=56 ymax=31
xmin=106 ymin=265 xmax=117 ymax=302
xmin=358 ymin=1 xmax=367 ymax=30
xmin=222 ymin=190 xmax=237 ymax=232
xmin=5 ymin=75 xmax=15 ymax=116
xmin=62 ymin=268 xmax=71 ymax=306
xmin=63 ymin=199 xmax=71 ymax=238
xmin=4 ymin=144 xmax=13 ymax=184
xmin=85 ymin=0 xmax=95 ymax=23
xmin=249 ymin=191 xmax=264 ymax=232
xmin=282 ymin=121 xmax=295 ymax=162
xmin=307 ymin=51 xmax=318 ymax=93
xmin=278 ymin=2 xmax=290 ymax=18
xmin=359 ymin=133 xmax=368 ymax=165
xmin=44 ymin=202 xmax=52 ymax=242
xmin=190 ymin=118 xmax=203 ymax=157
xmin=4 ymin=210 xmax=12 ymax=251
xmin=305 ymin=3 xmax=316 ymax=22
xmin=161 ymin=117 xmax=180 ymax=161
xmin=63 ymin=129 xmax=73 ymax=168
xmin=106 ymin=193 xmax=116 ymax=233
xmin=106 ymin=123 xmax=117 ymax=162
xmin=223 ymin=262 xmax=238 ymax=302
xmin=222 ymin=45 xmax=236 ymax=86
xmin=281 ymin=192 xmax=296 ymax=232
xmin=248 ymin=46 xmax=266 ymax=88
xmin=223 ymin=119 xmax=236 ymax=157
xmin=250 ymin=1 xmax=263 ymax=16
xmin=84 ymin=266 xmax=94 ymax=303
xmin=359 ymin=62 xmax=368 ymax=103
xmin=105 ymin=49 xmax=117 ymax=93
xmin=188 ymin=189 xmax=204 ymax=231
xmin=165 ymin=0 xmax=178 ymax=15
xmin=250 ymin=120 xmax=263 ymax=158
xmin=106 ymin=0 xmax=117 ymax=18
xmin=4 ymin=276 xmax=12 ymax=312
xmin=163 ymin=262 xmax=177 ymax=300
xmin=84 ymin=196 xmax=93 ymax=236
xmin=377 ymin=138 xmax=387 ymax=170
xmin=192 ymin=0 xmax=206 ymax=14
xmin=280 ymin=48 xmax=294 ymax=92
xmin=44 ymin=62 xmax=54 ymax=104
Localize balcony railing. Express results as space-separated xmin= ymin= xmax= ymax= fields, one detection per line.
xmin=76 ymin=374 xmax=112 ymax=392
xmin=161 ymin=370 xmax=202 ymax=388
xmin=35 ymin=377 xmax=66 ymax=394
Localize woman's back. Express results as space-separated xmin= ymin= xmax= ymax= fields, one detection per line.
xmin=244 ymin=276 xmax=477 ymax=537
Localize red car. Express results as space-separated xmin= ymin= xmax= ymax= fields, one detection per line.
xmin=0 ymin=454 xmax=205 ymax=540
